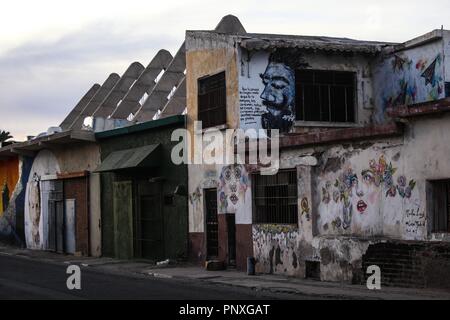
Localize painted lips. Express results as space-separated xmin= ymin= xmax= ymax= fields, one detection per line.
xmin=357 ymin=200 xmax=368 ymax=213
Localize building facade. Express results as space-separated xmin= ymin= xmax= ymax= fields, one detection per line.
xmin=96 ymin=115 xmax=188 ymax=261
xmin=186 ymin=20 xmax=450 ymax=288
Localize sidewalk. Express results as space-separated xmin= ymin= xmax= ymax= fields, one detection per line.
xmin=1 ymin=244 xmax=449 ymax=300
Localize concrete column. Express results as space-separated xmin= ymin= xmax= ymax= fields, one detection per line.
xmin=60 ymin=84 xmax=101 ymax=130
xmin=160 ymin=77 xmax=186 ymax=118
xmin=69 ymin=74 xmax=120 ymax=130
xmin=134 ymin=43 xmax=186 ymax=122
xmin=92 ymin=62 xmax=145 ymax=118
xmin=110 ymin=50 xmax=174 ymax=119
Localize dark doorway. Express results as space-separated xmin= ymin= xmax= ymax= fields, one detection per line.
xmin=135 ymin=181 xmax=164 ymax=260
xmin=113 ymin=181 xmax=133 ymax=260
xmin=227 ymin=214 xmax=236 ymax=267
xmin=204 ymin=189 xmax=218 ymax=259
xmin=47 ymin=180 xmax=64 ymax=253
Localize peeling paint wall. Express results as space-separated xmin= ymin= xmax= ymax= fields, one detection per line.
xmin=253 ymin=224 xmax=302 ymax=276
xmin=253 ymin=112 xmax=450 ymax=281
xmin=186 ymin=31 xmax=244 ymax=249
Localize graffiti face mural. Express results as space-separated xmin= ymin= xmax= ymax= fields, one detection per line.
xmin=240 ymin=48 xmax=309 ymax=133
xmin=319 ymin=155 xmax=416 ymax=233
xmin=260 ymin=61 xmax=296 ymax=133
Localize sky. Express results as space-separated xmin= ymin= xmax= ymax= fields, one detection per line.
xmin=1 ymin=0 xmax=449 ymax=140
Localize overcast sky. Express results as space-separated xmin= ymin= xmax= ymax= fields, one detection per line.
xmin=1 ymin=0 xmax=449 ymax=140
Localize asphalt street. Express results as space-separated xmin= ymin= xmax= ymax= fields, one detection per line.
xmin=0 ymin=254 xmax=292 ymax=300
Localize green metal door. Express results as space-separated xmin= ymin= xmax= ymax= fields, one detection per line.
xmin=135 ymin=181 xmax=164 ymax=261
xmin=113 ymin=181 xmax=133 ymax=259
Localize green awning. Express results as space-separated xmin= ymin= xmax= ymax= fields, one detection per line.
xmin=95 ymin=144 xmax=161 ymax=172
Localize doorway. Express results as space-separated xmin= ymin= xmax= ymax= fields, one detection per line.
xmin=226 ymin=214 xmax=236 ymax=266
xmin=204 ymin=189 xmax=218 ymax=259
xmin=135 ymin=180 xmax=164 ymax=260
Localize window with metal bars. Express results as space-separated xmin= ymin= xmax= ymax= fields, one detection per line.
xmin=295 ymin=70 xmax=356 ymax=123
xmin=430 ymin=180 xmax=450 ymax=233
xmin=198 ymin=72 xmax=226 ymax=128
xmin=252 ymin=169 xmax=298 ymax=224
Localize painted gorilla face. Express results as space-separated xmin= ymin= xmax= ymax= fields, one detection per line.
xmin=260 ymin=62 xmax=295 ymax=112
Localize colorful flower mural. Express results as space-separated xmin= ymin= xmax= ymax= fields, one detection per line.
xmin=321 ymin=155 xmax=417 ymax=230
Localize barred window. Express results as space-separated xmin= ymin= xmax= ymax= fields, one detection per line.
xmin=429 ymin=180 xmax=450 ymax=233
xmin=296 ymin=70 xmax=356 ymax=123
xmin=252 ymin=169 xmax=298 ymax=224
xmin=198 ymin=72 xmax=226 ymax=128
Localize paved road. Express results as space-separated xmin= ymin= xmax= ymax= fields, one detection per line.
xmin=0 ymin=254 xmax=291 ymax=300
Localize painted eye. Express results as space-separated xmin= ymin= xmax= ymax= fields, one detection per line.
xmin=362 ymin=171 xmax=374 ymax=183
xmin=234 ymin=167 xmax=242 ymax=179
xmin=260 ymin=74 xmax=269 ymax=85
xmin=224 ymin=168 xmax=232 ymax=181
xmin=271 ymin=81 xmax=287 ymax=90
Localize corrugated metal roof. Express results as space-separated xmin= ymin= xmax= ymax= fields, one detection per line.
xmin=95 ymin=144 xmax=161 ymax=172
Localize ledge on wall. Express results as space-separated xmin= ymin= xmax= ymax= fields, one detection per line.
xmin=280 ymin=122 xmax=403 ymax=149
xmin=387 ymin=98 xmax=450 ymax=119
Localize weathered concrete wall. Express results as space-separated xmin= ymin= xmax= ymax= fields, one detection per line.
xmin=188 ymin=163 xmax=253 ymax=269
xmin=186 ymin=31 xmax=240 ymax=137
xmin=49 ymin=143 xmax=101 ymax=256
xmin=23 ymin=144 xmax=101 ymax=255
xmin=186 ymin=31 xmax=253 ymax=268
xmin=373 ymin=40 xmax=446 ymax=123
xmin=251 ymin=112 xmax=450 ymax=281
xmin=55 ymin=143 xmax=100 ymax=174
